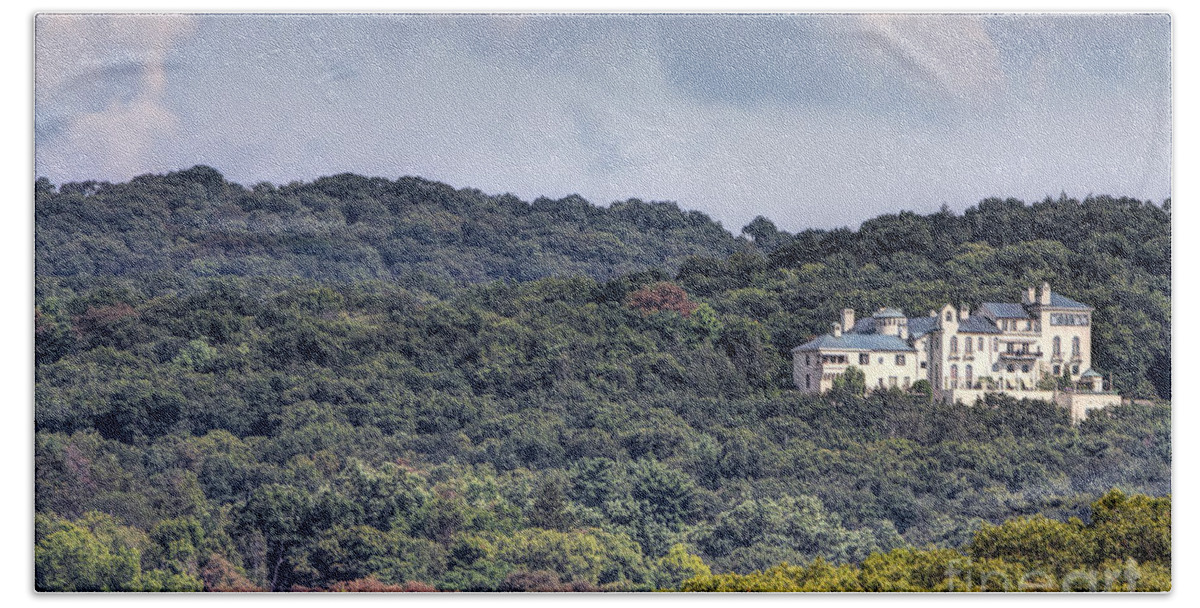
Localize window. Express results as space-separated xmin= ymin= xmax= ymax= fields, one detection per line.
xmin=1051 ymin=313 xmax=1090 ymax=326
xmin=1025 ymin=320 xmax=1032 ymax=331
xmin=946 ymin=311 xmax=953 ymax=322
xmin=1053 ymin=336 xmax=1061 ymax=356
xmin=1072 ymin=337 xmax=1081 ymax=357
xmin=889 ymin=376 xmax=898 ymax=387
xmin=964 ymin=339 xmax=973 ymax=354
xmin=950 ymin=337 xmax=958 ymax=353
xmin=878 ymin=357 xmax=884 ymax=364
xmin=978 ymin=337 xmax=984 ymax=351
xmin=1072 ymin=365 xmax=1080 ymax=375
xmin=805 ymin=374 xmax=810 ymax=389
xmin=993 ymin=338 xmax=999 ymax=351
xmin=878 ymin=378 xmax=885 ymax=388
xmin=1053 ymin=365 xmax=1061 ymax=375
xmin=859 ymin=353 xmax=870 ymax=365
xmin=805 ymin=355 xmax=810 ymax=366
xmin=1021 ymin=364 xmax=1030 ymax=373
xmin=920 ymin=361 xmax=927 ymax=369
xmin=950 ymin=364 xmax=958 ymax=389
xmin=895 ymin=354 xmax=906 ymax=365
xmin=1007 ymin=364 xmax=1015 ymax=372
xmin=903 ymin=377 xmax=911 ymax=388
xmin=965 ymin=364 xmax=973 ymax=387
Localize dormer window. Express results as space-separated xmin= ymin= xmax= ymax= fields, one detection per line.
xmin=945 ymin=311 xmax=953 ymax=322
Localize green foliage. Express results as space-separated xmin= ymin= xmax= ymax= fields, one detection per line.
xmin=680 ymin=490 xmax=1171 ymax=592
xmin=34 ymin=172 xmax=1170 ymax=591
xmin=654 ymin=544 xmax=711 ymax=590
xmin=1087 ymin=489 xmax=1171 ymax=566
xmin=35 ymin=511 xmax=204 ymax=592
xmin=832 ymin=365 xmax=867 ymax=396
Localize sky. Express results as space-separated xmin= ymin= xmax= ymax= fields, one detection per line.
xmin=33 ymin=12 xmax=1171 ymax=232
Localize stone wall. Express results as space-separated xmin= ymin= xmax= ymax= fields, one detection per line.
xmin=936 ymin=388 xmax=1120 ymax=424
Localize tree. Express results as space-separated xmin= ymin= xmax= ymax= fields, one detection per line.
xmin=233 ymin=484 xmax=313 ymax=590
xmin=1088 ymin=489 xmax=1170 ymax=566
xmin=527 ymin=478 xmax=574 ymax=531
xmin=832 ymin=366 xmax=867 ymax=396
xmin=654 ymin=544 xmax=711 ymax=590
xmin=741 ymin=216 xmax=789 ymax=252
xmin=627 ymin=282 xmax=699 ymax=318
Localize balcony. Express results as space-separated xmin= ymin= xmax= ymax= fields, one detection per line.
xmin=999 ymin=349 xmax=1042 ymax=360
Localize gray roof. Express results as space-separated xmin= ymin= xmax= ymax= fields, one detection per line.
xmin=957 ymin=316 xmax=1001 ymax=334
xmin=1080 ymin=368 xmax=1103 ymax=378
xmin=872 ymin=307 xmax=906 ymax=319
xmin=849 ymin=314 xmax=997 ymax=339
xmin=792 ymin=333 xmax=915 ymax=352
xmin=1048 ymin=293 xmax=1090 ymax=309
xmin=981 ymin=302 xmax=1030 ymax=319
xmin=849 ymin=318 xmax=877 ymax=333
xmin=907 ymin=316 xmax=938 ymax=339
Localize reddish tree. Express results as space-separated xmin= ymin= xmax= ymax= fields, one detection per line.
xmin=627 ymin=282 xmax=698 ymax=318
xmin=72 ymin=302 xmax=140 ymax=344
xmin=201 ymin=555 xmax=265 ymax=592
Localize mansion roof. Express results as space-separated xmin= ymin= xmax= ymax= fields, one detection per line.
xmin=795 ymin=288 xmax=1091 ymax=354
xmin=791 ymin=333 xmax=915 ymax=353
xmin=982 ymin=292 xmax=1090 ymax=319
xmin=1047 ymin=293 xmax=1090 ymax=309
xmin=981 ymin=302 xmax=1030 ymax=319
xmin=850 ymin=315 xmax=1000 ymax=339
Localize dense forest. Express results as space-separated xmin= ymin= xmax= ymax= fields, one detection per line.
xmin=35 ymin=168 xmax=1170 ymax=591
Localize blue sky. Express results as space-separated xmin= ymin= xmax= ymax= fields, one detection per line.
xmin=34 ymin=13 xmax=1171 ymax=231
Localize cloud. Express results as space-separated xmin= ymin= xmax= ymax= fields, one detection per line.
xmin=33 ymin=14 xmax=1170 ymax=232
xmin=36 ymin=14 xmax=196 ymax=179
xmin=857 ymin=14 xmax=1005 ymax=104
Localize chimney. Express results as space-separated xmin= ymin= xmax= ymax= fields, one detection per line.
xmin=841 ymin=308 xmax=855 ymax=333
xmin=959 ymin=305 xmax=969 ymax=321
xmin=832 ymin=322 xmax=842 ymax=338
xmin=1024 ymin=286 xmax=1036 ymax=304
xmin=929 ymin=310 xmax=937 ymax=317
xmin=1040 ymin=281 xmax=1052 ymax=305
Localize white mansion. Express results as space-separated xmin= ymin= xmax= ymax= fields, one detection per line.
xmin=791 ymin=282 xmax=1121 ymax=421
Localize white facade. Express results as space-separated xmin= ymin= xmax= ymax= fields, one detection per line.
xmin=791 ymin=283 xmax=1120 ymax=420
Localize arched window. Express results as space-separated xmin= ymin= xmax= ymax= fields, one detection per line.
xmin=965 ymin=338 xmax=973 ymax=354
xmin=965 ymin=364 xmax=973 ymax=387
xmin=1053 ymin=336 xmax=1061 ymax=356
xmin=950 ymin=364 xmax=959 ymax=389
xmin=1072 ymin=337 xmax=1081 ymax=356
xmin=950 ymin=336 xmax=958 ymax=353
xmin=946 ymin=311 xmax=953 ymax=322
xmin=978 ymin=337 xmax=984 ymax=351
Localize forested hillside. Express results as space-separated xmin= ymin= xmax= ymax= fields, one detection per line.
xmin=35 ymin=166 xmax=743 ymax=287
xmin=35 ymin=169 xmax=1170 ymax=591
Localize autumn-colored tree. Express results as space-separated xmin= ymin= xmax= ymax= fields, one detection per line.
xmin=627 ymin=282 xmax=698 ymax=318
